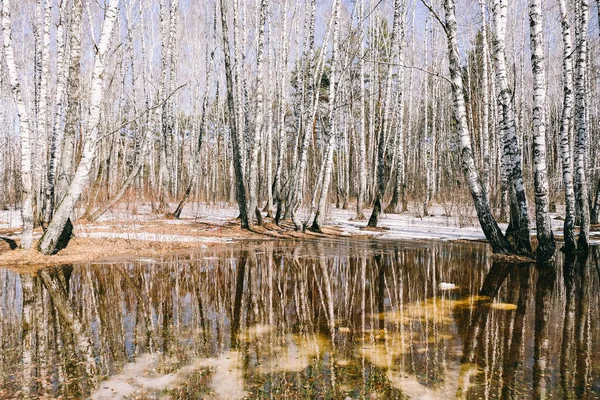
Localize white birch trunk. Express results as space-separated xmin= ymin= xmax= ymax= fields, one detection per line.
xmin=2 ymin=0 xmax=34 ymax=249
xmin=574 ymin=0 xmax=590 ymax=250
xmin=442 ymin=0 xmax=512 ymax=254
xmin=44 ymin=0 xmax=67 ymax=226
xmin=220 ymin=0 xmax=249 ymax=229
xmin=355 ymin=0 xmax=367 ymax=219
xmin=273 ymin=0 xmax=288 ymax=213
xmin=33 ymin=0 xmax=51 ymax=225
xmin=492 ymin=0 xmax=531 ymax=253
xmin=479 ymin=0 xmax=491 ymax=194
xmin=309 ymin=0 xmax=340 ymax=232
xmin=57 ymin=0 xmax=82 ymax=203
xmin=264 ymin=25 xmax=275 ymax=218
xmin=559 ymin=0 xmax=577 ymax=252
xmin=367 ymin=0 xmax=401 ymax=227
xmin=37 ymin=0 xmax=120 ymax=255
xmin=248 ymin=0 xmax=268 ymax=225
xmin=528 ymin=0 xmax=555 ymax=260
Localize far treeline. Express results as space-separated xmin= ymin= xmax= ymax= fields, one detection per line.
xmin=0 ymin=0 xmax=598 ymax=260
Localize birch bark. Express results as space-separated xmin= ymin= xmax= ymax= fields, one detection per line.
xmin=558 ymin=0 xmax=577 ymax=252
xmin=528 ymin=0 xmax=555 ymax=261
xmin=57 ymin=0 xmax=82 ymax=203
xmin=355 ymin=0 xmax=367 ymax=220
xmin=33 ymin=0 xmax=51 ymax=225
xmin=273 ymin=0 xmax=288 ymax=219
xmin=441 ymin=0 xmax=512 ymax=254
xmin=247 ymin=0 xmax=268 ymax=226
xmin=45 ymin=0 xmax=67 ymax=226
xmin=574 ymin=0 xmax=590 ymax=250
xmin=2 ymin=0 xmax=34 ymax=249
xmin=220 ymin=0 xmax=249 ymax=229
xmin=38 ymin=0 xmax=120 ymax=255
xmin=368 ymin=0 xmax=401 ymax=227
xmin=492 ymin=0 xmax=531 ymax=254
xmin=479 ymin=0 xmax=491 ymax=194
xmin=309 ymin=0 xmax=340 ymax=232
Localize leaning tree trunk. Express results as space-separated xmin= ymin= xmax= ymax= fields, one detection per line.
xmin=492 ymin=0 xmax=531 ymax=254
xmin=2 ymin=0 xmax=34 ymax=249
xmin=37 ymin=0 xmax=120 ymax=255
xmin=528 ymin=0 xmax=555 ymax=261
xmin=574 ymin=0 xmax=590 ymax=251
xmin=87 ymin=131 xmax=152 ymax=222
xmin=441 ymin=0 xmax=513 ymax=255
xmin=220 ymin=0 xmax=249 ymax=229
xmin=558 ymin=0 xmax=577 ymax=252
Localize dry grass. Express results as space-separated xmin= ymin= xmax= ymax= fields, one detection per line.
xmin=0 ymin=217 xmax=349 ymax=272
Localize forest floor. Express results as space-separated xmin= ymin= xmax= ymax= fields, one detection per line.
xmin=0 ymin=201 xmax=598 ymax=270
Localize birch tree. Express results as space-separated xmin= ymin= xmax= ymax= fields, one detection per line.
xmin=558 ymin=0 xmax=577 ymax=252
xmin=44 ymin=0 xmax=67 ymax=227
xmin=491 ymin=0 xmax=531 ymax=254
xmin=220 ymin=0 xmax=249 ymax=229
xmin=368 ymin=0 xmax=402 ymax=228
xmin=438 ymin=0 xmax=513 ymax=254
xmin=247 ymin=0 xmax=268 ymax=226
xmin=308 ymin=0 xmax=340 ymax=232
xmin=528 ymin=0 xmax=555 ymax=261
xmin=57 ymin=0 xmax=82 ymax=203
xmin=355 ymin=0 xmax=367 ymax=220
xmin=2 ymin=0 xmax=34 ymax=249
xmin=573 ymin=0 xmax=590 ymax=250
xmin=37 ymin=0 xmax=120 ymax=255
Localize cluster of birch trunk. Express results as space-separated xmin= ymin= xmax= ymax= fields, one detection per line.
xmin=0 ymin=0 xmax=599 ymax=258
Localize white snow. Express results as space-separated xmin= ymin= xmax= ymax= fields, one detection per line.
xmin=0 ymin=202 xmax=598 ymax=246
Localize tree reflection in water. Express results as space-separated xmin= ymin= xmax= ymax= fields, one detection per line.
xmin=0 ymin=240 xmax=599 ymax=399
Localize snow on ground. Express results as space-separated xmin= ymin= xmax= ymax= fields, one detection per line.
xmin=78 ymin=231 xmax=232 ymax=243
xmin=0 ymin=202 xmax=598 ymax=245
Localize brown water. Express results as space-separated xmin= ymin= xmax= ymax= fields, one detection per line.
xmin=0 ymin=239 xmax=599 ymax=399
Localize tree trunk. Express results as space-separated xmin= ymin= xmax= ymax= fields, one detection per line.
xmin=492 ymin=0 xmax=531 ymax=254
xmin=37 ymin=0 xmax=120 ymax=255
xmin=172 ymin=53 xmax=213 ymax=219
xmin=368 ymin=0 xmax=402 ymax=227
xmin=441 ymin=0 xmax=513 ymax=255
xmin=528 ymin=0 xmax=555 ymax=261
xmin=355 ymin=0 xmax=367 ymax=220
xmin=574 ymin=0 xmax=590 ymax=251
xmin=310 ymin=0 xmax=340 ymax=233
xmin=220 ymin=0 xmax=249 ymax=229
xmin=558 ymin=0 xmax=577 ymax=252
xmin=57 ymin=0 xmax=82 ymax=205
xmin=2 ymin=0 xmax=34 ymax=249
xmin=44 ymin=1 xmax=67 ymax=227
xmin=247 ymin=0 xmax=268 ymax=226
xmin=479 ymin=0 xmax=491 ymax=194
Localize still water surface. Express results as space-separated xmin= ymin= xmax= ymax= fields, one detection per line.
xmin=0 ymin=239 xmax=599 ymax=399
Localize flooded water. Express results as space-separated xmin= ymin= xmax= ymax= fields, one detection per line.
xmin=1 ymin=239 xmax=599 ymax=399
